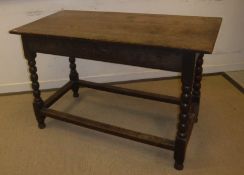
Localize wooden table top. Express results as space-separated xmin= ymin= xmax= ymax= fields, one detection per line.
xmin=10 ymin=10 xmax=222 ymax=53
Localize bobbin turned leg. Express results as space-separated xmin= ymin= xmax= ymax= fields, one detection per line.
xmin=69 ymin=57 xmax=79 ymax=97
xmin=22 ymin=36 xmax=45 ymax=129
xmin=192 ymin=53 xmax=204 ymax=123
xmin=26 ymin=53 xmax=46 ymax=129
xmin=174 ymin=53 xmax=196 ymax=170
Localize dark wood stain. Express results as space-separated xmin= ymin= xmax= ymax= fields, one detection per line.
xmin=42 ymin=108 xmax=175 ymax=150
xmin=22 ymin=35 xmax=183 ymax=72
xmin=9 ymin=10 xmax=222 ymax=170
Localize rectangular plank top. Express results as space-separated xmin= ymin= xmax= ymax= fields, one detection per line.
xmin=10 ymin=10 xmax=222 ymax=53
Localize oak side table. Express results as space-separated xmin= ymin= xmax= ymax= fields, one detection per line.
xmin=10 ymin=10 xmax=222 ymax=170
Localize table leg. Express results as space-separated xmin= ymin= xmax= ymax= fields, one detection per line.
xmin=192 ymin=54 xmax=204 ymax=123
xmin=174 ymin=53 xmax=196 ymax=170
xmin=69 ymin=57 xmax=79 ymax=97
xmin=26 ymin=52 xmax=46 ymax=129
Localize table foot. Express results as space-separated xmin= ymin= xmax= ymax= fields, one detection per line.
xmin=174 ymin=162 xmax=184 ymax=170
xmin=194 ymin=117 xmax=198 ymax=123
xmin=38 ymin=122 xmax=46 ymax=129
xmin=73 ymin=93 xmax=79 ymax=98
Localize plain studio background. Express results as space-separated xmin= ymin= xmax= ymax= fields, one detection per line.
xmin=0 ymin=0 xmax=244 ymax=93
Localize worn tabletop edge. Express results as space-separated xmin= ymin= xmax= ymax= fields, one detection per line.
xmin=9 ymin=10 xmax=223 ymax=54
xmin=207 ymin=17 xmax=223 ymax=54
xmin=9 ymin=31 xmax=214 ymax=54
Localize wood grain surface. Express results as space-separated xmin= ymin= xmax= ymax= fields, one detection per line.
xmin=10 ymin=10 xmax=222 ymax=53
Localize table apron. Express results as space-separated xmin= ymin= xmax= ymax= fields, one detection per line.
xmin=22 ymin=35 xmax=183 ymax=72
